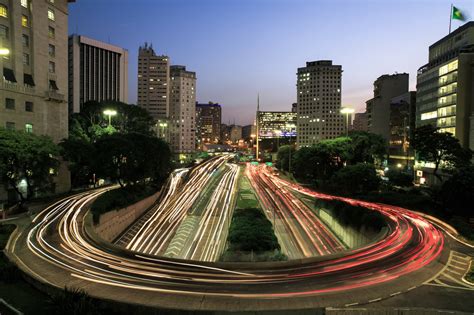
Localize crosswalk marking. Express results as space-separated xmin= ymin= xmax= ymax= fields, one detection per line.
xmin=424 ymin=250 xmax=473 ymax=291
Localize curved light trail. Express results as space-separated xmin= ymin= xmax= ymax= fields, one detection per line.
xmin=16 ymin=160 xmax=445 ymax=302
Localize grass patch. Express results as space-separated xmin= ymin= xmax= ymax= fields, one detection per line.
xmin=91 ymin=185 xmax=157 ymax=224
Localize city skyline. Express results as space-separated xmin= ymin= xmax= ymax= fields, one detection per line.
xmin=69 ymin=0 xmax=473 ymax=124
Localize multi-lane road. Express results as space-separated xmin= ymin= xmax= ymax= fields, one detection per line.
xmin=4 ymin=158 xmax=473 ymax=311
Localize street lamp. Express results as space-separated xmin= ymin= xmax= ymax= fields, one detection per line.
xmin=274 ymin=129 xmax=281 ymax=151
xmin=0 ymin=48 xmax=10 ymax=56
xmin=340 ymin=107 xmax=355 ymax=136
xmin=103 ymin=109 xmax=117 ymax=126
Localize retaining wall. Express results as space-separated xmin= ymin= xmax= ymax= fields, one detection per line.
xmin=93 ymin=190 xmax=161 ymax=242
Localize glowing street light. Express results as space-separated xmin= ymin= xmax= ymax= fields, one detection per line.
xmin=159 ymin=122 xmax=168 ymax=138
xmin=0 ymin=48 xmax=9 ymax=56
xmin=340 ymin=107 xmax=355 ymax=136
xmin=103 ymin=109 xmax=117 ymax=126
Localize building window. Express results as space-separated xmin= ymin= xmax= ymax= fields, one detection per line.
xmin=0 ymin=25 xmax=8 ymax=40
xmin=22 ymin=34 xmax=29 ymax=47
xmin=48 ymin=61 xmax=55 ymax=73
xmin=21 ymin=0 xmax=28 ymax=8
xmin=5 ymin=122 xmax=15 ymax=130
xmin=23 ymin=53 xmax=29 ymax=65
xmin=25 ymin=123 xmax=33 ymax=133
xmin=25 ymin=101 xmax=33 ymax=112
xmin=5 ymin=98 xmax=15 ymax=110
xmin=3 ymin=68 xmax=16 ymax=82
xmin=48 ymin=9 xmax=55 ymax=21
xmin=21 ymin=15 xmax=29 ymax=27
xmin=48 ymin=26 xmax=55 ymax=38
xmin=49 ymin=80 xmax=58 ymax=90
xmin=0 ymin=5 xmax=7 ymax=18
xmin=48 ymin=44 xmax=55 ymax=57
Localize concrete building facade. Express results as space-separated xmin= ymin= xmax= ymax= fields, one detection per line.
xmin=196 ymin=102 xmax=221 ymax=147
xmin=352 ymin=112 xmax=368 ymax=131
xmin=137 ymin=43 xmax=169 ymax=120
xmin=0 ymin=0 xmax=73 ymax=200
xmin=169 ymin=65 xmax=196 ymax=155
xmin=296 ymin=60 xmax=344 ymax=147
xmin=366 ymin=73 xmax=409 ymax=140
xmin=68 ymin=34 xmax=128 ymax=114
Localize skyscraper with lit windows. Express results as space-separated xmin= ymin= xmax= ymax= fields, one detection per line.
xmin=296 ymin=60 xmax=344 ymax=147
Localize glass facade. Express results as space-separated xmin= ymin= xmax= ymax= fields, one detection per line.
xmin=258 ymin=111 xmax=297 ymax=139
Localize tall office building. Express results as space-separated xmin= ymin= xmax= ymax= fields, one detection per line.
xmin=68 ymin=34 xmax=128 ymax=114
xmin=137 ymin=43 xmax=169 ymax=119
xmin=196 ymin=102 xmax=221 ymax=147
xmin=366 ymin=73 xmax=409 ymax=140
xmin=352 ymin=112 xmax=368 ymax=131
xmin=0 ymin=0 xmax=73 ymax=200
xmin=169 ymin=65 xmax=196 ymax=155
xmin=296 ymin=60 xmax=344 ymax=147
xmin=416 ymin=22 xmax=474 ymax=150
xmin=389 ymin=91 xmax=416 ymax=168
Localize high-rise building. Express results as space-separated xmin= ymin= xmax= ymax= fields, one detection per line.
xmin=416 ymin=22 xmax=474 ymax=151
xmin=169 ymin=65 xmax=196 ymax=155
xmin=229 ymin=125 xmax=242 ymax=143
xmin=352 ymin=112 xmax=368 ymax=131
xmin=242 ymin=124 xmax=256 ymax=141
xmin=68 ymin=34 xmax=128 ymax=114
xmin=389 ymin=92 xmax=416 ymax=168
xmin=291 ymin=102 xmax=297 ymax=113
xmin=296 ymin=60 xmax=344 ymax=147
xmin=366 ymin=73 xmax=409 ymax=140
xmin=137 ymin=43 xmax=169 ymax=120
xmin=0 ymin=0 xmax=73 ymax=200
xmin=258 ymin=111 xmax=297 ymax=139
xmin=196 ymin=102 xmax=221 ymax=147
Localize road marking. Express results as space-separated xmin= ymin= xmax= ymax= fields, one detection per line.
xmin=344 ymin=302 xmax=359 ymax=307
xmin=407 ymin=286 xmax=416 ymax=291
xmin=389 ymin=291 xmax=401 ymax=296
xmin=368 ymin=298 xmax=382 ymax=303
xmin=445 ymin=269 xmax=462 ymax=276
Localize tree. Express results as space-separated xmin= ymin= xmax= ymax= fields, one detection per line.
xmin=0 ymin=129 xmax=59 ymax=202
xmin=276 ymin=145 xmax=296 ymax=172
xmin=329 ymin=163 xmax=380 ymax=195
xmin=94 ymin=133 xmax=171 ymax=187
xmin=60 ymin=138 xmax=96 ymax=188
xmin=439 ymin=166 xmax=474 ymax=217
xmin=413 ymin=125 xmax=472 ymax=180
xmin=348 ymin=131 xmax=387 ymax=165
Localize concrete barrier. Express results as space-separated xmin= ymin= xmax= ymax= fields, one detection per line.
xmin=93 ymin=190 xmax=161 ymax=242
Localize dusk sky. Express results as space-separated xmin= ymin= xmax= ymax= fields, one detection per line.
xmin=69 ymin=0 xmax=473 ymax=125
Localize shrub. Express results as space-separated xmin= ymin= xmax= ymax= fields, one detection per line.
xmin=386 ymin=170 xmax=413 ymax=187
xmin=227 ymin=208 xmax=280 ymax=252
xmin=48 ymin=287 xmax=100 ymax=315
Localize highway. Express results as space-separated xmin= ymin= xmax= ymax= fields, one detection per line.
xmin=9 ymin=165 xmax=448 ymax=310
xmin=123 ymin=156 xmax=233 ymax=257
xmin=246 ymin=163 xmax=345 ymax=259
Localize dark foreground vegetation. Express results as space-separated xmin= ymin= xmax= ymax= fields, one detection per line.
xmin=221 ymin=208 xmax=286 ymax=262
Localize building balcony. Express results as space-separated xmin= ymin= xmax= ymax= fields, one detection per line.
xmin=44 ymin=90 xmax=65 ymax=102
xmin=1 ymin=80 xmax=36 ymax=94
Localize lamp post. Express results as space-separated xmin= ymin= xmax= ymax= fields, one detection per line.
xmin=340 ymin=107 xmax=355 ymax=136
xmin=274 ymin=129 xmax=281 ymax=151
xmin=0 ymin=48 xmax=10 ymax=56
xmin=103 ymin=109 xmax=117 ymax=127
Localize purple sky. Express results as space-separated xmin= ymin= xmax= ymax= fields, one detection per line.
xmin=69 ymin=0 xmax=473 ymax=125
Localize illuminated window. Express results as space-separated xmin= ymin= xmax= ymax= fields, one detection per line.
xmin=21 ymin=15 xmax=29 ymax=27
xmin=421 ymin=111 xmax=437 ymax=120
xmin=0 ymin=5 xmax=7 ymax=18
xmin=438 ymin=127 xmax=455 ymax=136
xmin=25 ymin=123 xmax=33 ymax=133
xmin=21 ymin=0 xmax=28 ymax=8
xmin=439 ymin=60 xmax=458 ymax=75
xmin=48 ymin=26 xmax=55 ymax=38
xmin=48 ymin=9 xmax=55 ymax=21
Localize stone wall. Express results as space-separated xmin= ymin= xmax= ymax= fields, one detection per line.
xmin=93 ymin=190 xmax=161 ymax=242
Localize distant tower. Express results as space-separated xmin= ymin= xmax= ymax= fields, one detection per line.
xmin=256 ymin=94 xmax=260 ymax=160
